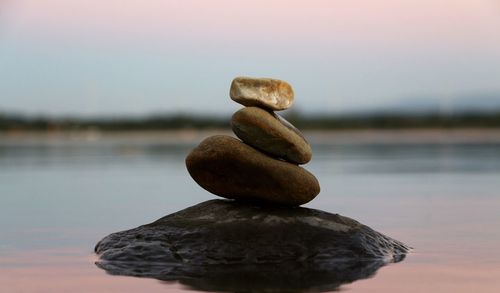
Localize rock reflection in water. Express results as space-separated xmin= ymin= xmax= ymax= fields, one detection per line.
xmin=97 ymin=258 xmax=398 ymax=293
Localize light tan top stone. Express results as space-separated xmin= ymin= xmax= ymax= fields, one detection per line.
xmin=230 ymin=77 xmax=294 ymax=111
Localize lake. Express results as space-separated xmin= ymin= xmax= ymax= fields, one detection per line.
xmin=1 ymin=130 xmax=500 ymax=292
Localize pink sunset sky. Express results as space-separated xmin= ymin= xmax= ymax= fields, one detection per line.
xmin=1 ymin=0 xmax=500 ymax=115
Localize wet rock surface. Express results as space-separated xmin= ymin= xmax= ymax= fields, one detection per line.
xmin=95 ymin=200 xmax=409 ymax=291
xmin=185 ymin=135 xmax=320 ymax=206
xmin=232 ymin=106 xmax=312 ymax=164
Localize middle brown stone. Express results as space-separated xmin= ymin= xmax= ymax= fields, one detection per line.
xmin=231 ymin=107 xmax=312 ymax=164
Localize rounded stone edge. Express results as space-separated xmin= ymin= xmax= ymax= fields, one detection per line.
xmin=231 ymin=107 xmax=312 ymax=164
xmin=229 ymin=77 xmax=295 ymax=111
xmin=185 ymin=135 xmax=320 ymax=206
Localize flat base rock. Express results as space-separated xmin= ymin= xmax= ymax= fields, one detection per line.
xmin=95 ymin=200 xmax=410 ymax=292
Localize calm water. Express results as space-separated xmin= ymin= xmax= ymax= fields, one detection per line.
xmin=1 ymin=131 xmax=500 ymax=292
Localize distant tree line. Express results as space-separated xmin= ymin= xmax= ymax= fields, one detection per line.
xmin=1 ymin=111 xmax=500 ymax=131
xmin=0 ymin=114 xmax=229 ymax=131
xmin=286 ymin=111 xmax=500 ymax=129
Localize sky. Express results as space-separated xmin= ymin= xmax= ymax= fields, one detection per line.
xmin=0 ymin=0 xmax=499 ymax=116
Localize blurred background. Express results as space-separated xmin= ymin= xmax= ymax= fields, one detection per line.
xmin=1 ymin=0 xmax=500 ymax=128
xmin=1 ymin=1 xmax=500 ymax=293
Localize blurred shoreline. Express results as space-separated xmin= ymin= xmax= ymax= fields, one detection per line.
xmin=1 ymin=128 xmax=500 ymax=145
xmin=2 ymin=111 xmax=500 ymax=132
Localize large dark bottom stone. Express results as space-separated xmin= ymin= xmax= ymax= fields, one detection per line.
xmin=95 ymin=200 xmax=410 ymax=292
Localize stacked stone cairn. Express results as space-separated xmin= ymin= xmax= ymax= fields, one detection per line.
xmin=96 ymin=90 xmax=409 ymax=284
xmin=186 ymin=77 xmax=320 ymax=206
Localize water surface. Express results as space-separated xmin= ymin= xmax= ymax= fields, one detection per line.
xmin=1 ymin=131 xmax=500 ymax=292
